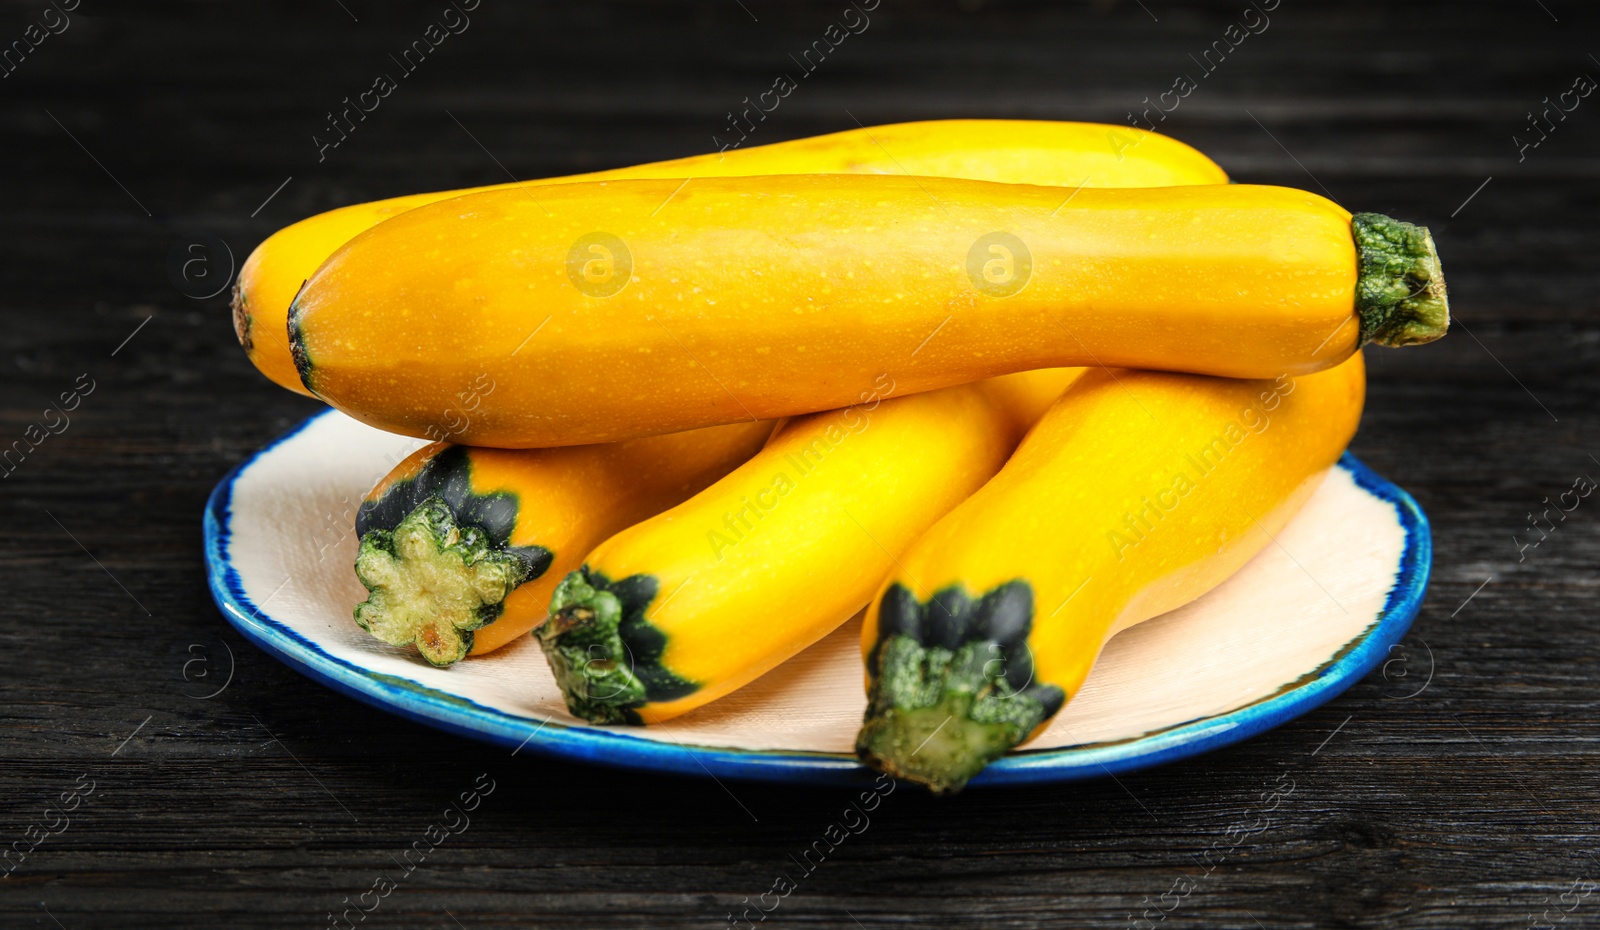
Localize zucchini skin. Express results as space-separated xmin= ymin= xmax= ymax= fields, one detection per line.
xmin=290 ymin=179 xmax=1440 ymax=449
xmin=537 ymin=372 xmax=1082 ymax=725
xmin=855 ymin=353 xmax=1368 ymax=793
xmin=351 ymin=420 xmax=773 ymax=666
xmin=235 ymin=119 xmax=1226 ymax=395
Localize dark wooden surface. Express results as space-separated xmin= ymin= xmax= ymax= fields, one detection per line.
xmin=2 ymin=1 xmax=1597 ymax=927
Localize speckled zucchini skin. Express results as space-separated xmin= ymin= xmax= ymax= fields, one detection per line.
xmin=236 ymin=119 xmax=1229 ymax=395
xmin=855 ymin=355 xmax=1369 ymax=793
xmin=533 ymin=377 xmax=1068 ymax=726
xmin=290 ymin=181 xmax=1443 ymax=450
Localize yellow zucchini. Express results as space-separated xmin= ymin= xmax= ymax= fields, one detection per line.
xmin=352 ymin=420 xmax=772 ymax=666
xmin=854 ymin=353 xmax=1367 ymax=793
xmin=537 ymin=369 xmax=1083 ymax=724
xmin=235 ymin=120 xmax=1225 ymax=395
xmin=342 ymin=126 xmax=1226 ymax=666
xmin=289 ymin=178 xmax=1443 ymax=448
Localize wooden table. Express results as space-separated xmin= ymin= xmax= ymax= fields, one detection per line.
xmin=2 ymin=2 xmax=1596 ymax=926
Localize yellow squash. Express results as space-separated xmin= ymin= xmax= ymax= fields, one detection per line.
xmin=854 ymin=353 xmax=1367 ymax=793
xmin=236 ymin=119 xmax=1226 ymax=395
xmin=340 ymin=126 xmax=1227 ymax=666
xmin=351 ymin=420 xmax=772 ymax=666
xmin=536 ymin=369 xmax=1083 ymax=724
xmin=289 ymin=178 xmax=1442 ymax=448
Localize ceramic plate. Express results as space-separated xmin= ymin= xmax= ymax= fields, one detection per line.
xmin=204 ymin=409 xmax=1431 ymax=787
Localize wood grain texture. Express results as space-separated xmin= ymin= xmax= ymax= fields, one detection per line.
xmin=0 ymin=1 xmax=1596 ymax=927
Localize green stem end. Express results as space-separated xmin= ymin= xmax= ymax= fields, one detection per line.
xmin=856 ymin=634 xmax=1062 ymax=795
xmin=353 ymin=497 xmax=530 ymax=667
xmin=537 ymin=569 xmax=697 ymax=725
xmin=1352 ymin=212 xmax=1450 ymax=348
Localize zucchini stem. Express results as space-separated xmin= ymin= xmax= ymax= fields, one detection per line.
xmin=287 ymin=286 xmax=316 ymax=394
xmin=857 ymin=635 xmax=1061 ymax=794
xmin=353 ymin=497 xmax=531 ymax=667
xmin=857 ymin=582 xmax=1064 ymax=794
xmin=539 ymin=568 xmax=697 ymax=725
xmin=230 ymin=282 xmax=252 ymax=353
xmin=1352 ymin=212 xmax=1449 ymax=348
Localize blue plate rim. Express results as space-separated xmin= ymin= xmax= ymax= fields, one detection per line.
xmin=204 ymin=409 xmax=1432 ymax=788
